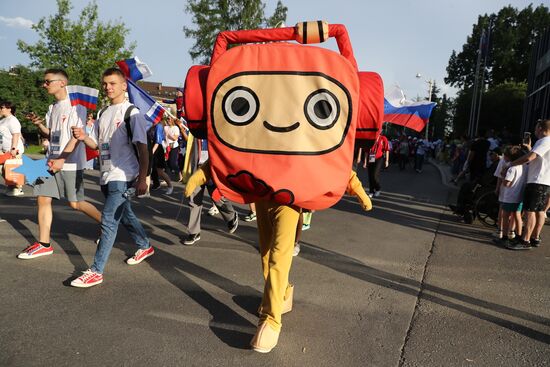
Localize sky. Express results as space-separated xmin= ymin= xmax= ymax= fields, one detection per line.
xmin=0 ymin=0 xmax=547 ymax=100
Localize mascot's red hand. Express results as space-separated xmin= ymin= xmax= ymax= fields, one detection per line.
xmin=346 ymin=171 xmax=372 ymax=211
xmin=184 ymin=160 xmax=212 ymax=197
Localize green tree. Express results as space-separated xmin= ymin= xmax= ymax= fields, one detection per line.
xmin=430 ymin=93 xmax=454 ymax=139
xmin=0 ymin=65 xmax=50 ymax=139
xmin=184 ymin=0 xmax=288 ymax=64
xmin=445 ymin=4 xmax=550 ymax=89
xmin=17 ymin=0 xmax=135 ymax=90
xmin=451 ymin=82 xmax=526 ymax=137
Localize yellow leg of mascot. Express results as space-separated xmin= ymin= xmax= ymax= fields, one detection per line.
xmin=185 ymin=162 xmax=372 ymax=353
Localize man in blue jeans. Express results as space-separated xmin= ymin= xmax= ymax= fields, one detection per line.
xmin=70 ymin=68 xmax=154 ymax=287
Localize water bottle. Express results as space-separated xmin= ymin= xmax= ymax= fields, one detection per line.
xmin=123 ymin=187 xmax=136 ymax=199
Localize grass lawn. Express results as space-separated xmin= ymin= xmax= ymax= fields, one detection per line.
xmin=25 ymin=145 xmax=45 ymax=155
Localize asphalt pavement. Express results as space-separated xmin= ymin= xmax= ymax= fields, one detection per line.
xmin=0 ymin=160 xmax=548 ymax=367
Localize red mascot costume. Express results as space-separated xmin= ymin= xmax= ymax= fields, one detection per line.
xmin=184 ymin=20 xmax=383 ymax=352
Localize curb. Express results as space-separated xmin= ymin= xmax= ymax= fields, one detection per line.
xmin=427 ymin=159 xmax=459 ymax=191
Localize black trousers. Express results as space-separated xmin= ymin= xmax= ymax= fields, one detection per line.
xmin=367 ymin=158 xmax=384 ymax=193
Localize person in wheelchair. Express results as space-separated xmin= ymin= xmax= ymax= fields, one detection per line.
xmin=449 ymin=148 xmax=502 ymax=223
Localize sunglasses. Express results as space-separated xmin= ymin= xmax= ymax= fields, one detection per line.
xmin=43 ymin=79 xmax=62 ymax=85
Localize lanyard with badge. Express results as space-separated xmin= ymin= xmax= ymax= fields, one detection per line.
xmin=99 ymin=105 xmax=124 ymax=173
xmin=49 ymin=103 xmax=73 ymax=156
xmin=368 ymin=136 xmax=381 ymax=163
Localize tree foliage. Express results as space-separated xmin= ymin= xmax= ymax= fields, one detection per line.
xmin=184 ymin=0 xmax=288 ymax=64
xmin=451 ymin=81 xmax=526 ymax=137
xmin=445 ymin=4 xmax=550 ymax=89
xmin=0 ymin=65 xmax=50 ymax=139
xmin=17 ymin=0 xmax=135 ymax=90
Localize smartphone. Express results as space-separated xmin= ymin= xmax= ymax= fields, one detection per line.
xmin=523 ymin=132 xmax=531 ymax=144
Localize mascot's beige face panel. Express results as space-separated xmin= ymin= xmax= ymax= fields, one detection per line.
xmin=211 ymin=71 xmax=352 ymax=155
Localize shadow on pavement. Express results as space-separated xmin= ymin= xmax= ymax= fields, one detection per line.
xmin=298 ymin=241 xmax=550 ymax=344
xmin=147 ymin=247 xmax=262 ymax=349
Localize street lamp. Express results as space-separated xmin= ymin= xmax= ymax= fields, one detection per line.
xmin=416 ymin=73 xmax=434 ymax=140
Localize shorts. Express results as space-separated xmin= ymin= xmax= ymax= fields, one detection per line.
xmin=522 ymin=183 xmax=550 ymax=212
xmin=501 ymin=202 xmax=523 ymax=212
xmin=33 ymin=170 xmax=85 ymax=202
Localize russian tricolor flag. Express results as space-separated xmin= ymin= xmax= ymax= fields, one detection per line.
xmin=146 ymin=102 xmax=165 ymax=124
xmin=116 ymin=56 xmax=153 ymax=82
xmin=127 ymin=79 xmax=165 ymax=124
xmin=383 ymin=85 xmax=436 ymax=132
xmin=66 ymin=86 xmax=99 ymax=110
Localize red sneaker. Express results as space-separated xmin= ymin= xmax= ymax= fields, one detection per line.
xmin=70 ymin=270 xmax=103 ymax=288
xmin=17 ymin=242 xmax=53 ymax=260
xmin=126 ymin=246 xmax=154 ymax=265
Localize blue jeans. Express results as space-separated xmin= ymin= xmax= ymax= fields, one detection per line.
xmin=91 ymin=181 xmax=150 ymax=274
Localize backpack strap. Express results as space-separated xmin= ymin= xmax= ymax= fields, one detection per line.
xmin=124 ymin=106 xmax=139 ymax=159
xmin=96 ymin=106 xmax=108 ymax=121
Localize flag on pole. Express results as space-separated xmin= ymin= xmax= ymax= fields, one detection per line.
xmin=383 ymin=85 xmax=436 ymax=132
xmin=116 ymin=56 xmax=153 ymax=82
xmin=66 ymin=86 xmax=99 ymax=110
xmin=126 ymin=79 xmax=166 ymax=124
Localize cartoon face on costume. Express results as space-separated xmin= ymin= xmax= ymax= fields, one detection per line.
xmin=183 ymin=22 xmax=383 ymax=209
xmin=211 ymin=72 xmax=352 ymax=155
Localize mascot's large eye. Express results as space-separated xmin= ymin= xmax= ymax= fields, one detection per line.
xmin=222 ymin=86 xmax=259 ymax=126
xmin=304 ymin=89 xmax=340 ymax=130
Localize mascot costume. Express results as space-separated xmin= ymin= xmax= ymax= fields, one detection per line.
xmin=183 ymin=21 xmax=384 ymax=353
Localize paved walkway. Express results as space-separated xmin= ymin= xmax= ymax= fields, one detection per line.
xmin=0 ymin=162 xmax=548 ymax=366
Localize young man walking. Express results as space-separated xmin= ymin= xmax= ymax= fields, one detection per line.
xmin=18 ymin=69 xmax=102 ymax=259
xmin=70 ymin=68 xmax=154 ymax=287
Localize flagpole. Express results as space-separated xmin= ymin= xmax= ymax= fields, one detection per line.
xmin=473 ymin=19 xmax=492 ymax=137
xmin=416 ymin=74 xmax=434 ymax=140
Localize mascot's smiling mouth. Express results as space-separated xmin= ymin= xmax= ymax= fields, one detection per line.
xmin=263 ymin=120 xmax=300 ymax=133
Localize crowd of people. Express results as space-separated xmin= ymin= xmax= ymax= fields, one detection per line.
xmin=0 ymin=66 xmax=373 ymax=353
xmin=1 ymin=65 xmax=548 ymax=353
xmin=448 ymin=124 xmax=550 ymax=251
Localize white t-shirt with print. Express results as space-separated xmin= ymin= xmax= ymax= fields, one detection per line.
xmin=0 ymin=115 xmax=25 ymax=154
xmin=493 ymin=157 xmax=506 ymax=179
xmin=527 ymin=136 xmax=550 ymax=185
xmin=500 ymin=165 xmax=526 ymax=204
xmin=91 ymin=101 xmax=148 ymax=185
xmin=45 ymin=98 xmax=86 ymax=171
xmin=164 ymin=125 xmax=180 ymax=148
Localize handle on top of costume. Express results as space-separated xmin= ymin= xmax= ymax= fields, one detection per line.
xmin=210 ymin=21 xmax=358 ymax=70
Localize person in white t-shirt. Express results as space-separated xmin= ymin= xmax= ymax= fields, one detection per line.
xmin=507 ymin=119 xmax=550 ymax=250
xmin=70 ymin=67 xmax=154 ymax=287
xmin=494 ymin=146 xmax=527 ymax=247
xmin=0 ymin=100 xmax=25 ymax=196
xmin=17 ymin=69 xmax=102 ymax=260
xmin=164 ymin=116 xmax=181 ymax=181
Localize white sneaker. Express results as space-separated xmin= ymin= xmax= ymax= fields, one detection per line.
xmin=207 ymin=205 xmax=219 ymax=216
xmin=373 ymin=191 xmax=381 ymax=197
xmin=165 ymin=186 xmax=174 ymax=195
xmin=293 ymin=242 xmax=301 ymax=257
xmin=5 ymin=187 xmax=24 ymax=197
